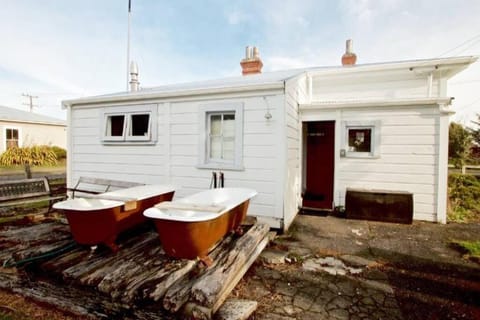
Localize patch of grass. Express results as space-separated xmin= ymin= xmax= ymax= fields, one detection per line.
xmin=448 ymin=173 xmax=480 ymax=223
xmin=451 ymin=240 xmax=480 ymax=257
xmin=451 ymin=240 xmax=480 ymax=264
xmin=0 ymin=159 xmax=66 ymax=176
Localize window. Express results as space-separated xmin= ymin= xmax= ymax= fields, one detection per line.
xmin=348 ymin=128 xmax=371 ymax=152
xmin=101 ymin=105 xmax=157 ymax=144
xmin=198 ymin=103 xmax=244 ymax=170
xmin=5 ymin=128 xmax=19 ymax=149
xmin=208 ymin=112 xmax=235 ymax=161
xmin=342 ymin=121 xmax=380 ymax=158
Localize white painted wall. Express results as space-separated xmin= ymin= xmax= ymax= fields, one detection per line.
xmin=69 ymin=92 xmax=286 ymax=228
xmin=311 ymin=69 xmax=440 ymax=102
xmin=339 ymin=106 xmax=440 ymax=221
xmin=300 ymin=67 xmax=452 ymax=223
xmin=282 ymin=75 xmax=308 ymax=230
xmin=0 ymin=120 xmax=66 ymax=153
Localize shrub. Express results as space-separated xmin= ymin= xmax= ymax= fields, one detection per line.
xmin=51 ymin=146 xmax=67 ymax=159
xmin=448 ymin=173 xmax=480 ymax=222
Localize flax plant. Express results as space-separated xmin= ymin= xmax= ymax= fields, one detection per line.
xmin=0 ymin=145 xmax=57 ymax=179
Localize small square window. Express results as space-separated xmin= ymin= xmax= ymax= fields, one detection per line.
xmin=101 ymin=105 xmax=157 ymax=144
xmin=106 ymin=115 xmax=125 ymax=137
xmin=342 ymin=121 xmax=380 ymax=158
xmin=348 ymin=128 xmax=371 ymax=152
xmin=129 ymin=114 xmax=150 ymax=138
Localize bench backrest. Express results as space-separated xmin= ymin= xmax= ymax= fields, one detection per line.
xmin=0 ymin=177 xmax=50 ymax=202
xmin=72 ymin=177 xmax=145 ymax=194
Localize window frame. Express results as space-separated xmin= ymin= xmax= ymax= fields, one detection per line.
xmin=4 ymin=127 xmax=21 ymax=150
xmin=342 ymin=120 xmax=381 ymax=158
xmin=198 ymin=103 xmax=244 ymax=171
xmin=101 ymin=105 xmax=157 ymax=145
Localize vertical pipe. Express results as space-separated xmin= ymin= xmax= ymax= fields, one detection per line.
xmin=219 ymin=172 xmax=224 ymax=188
xmin=427 ymin=72 xmax=433 ymax=97
xmin=212 ymin=172 xmax=217 ymax=189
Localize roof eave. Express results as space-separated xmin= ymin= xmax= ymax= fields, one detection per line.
xmin=306 ymin=56 xmax=479 ymax=78
xmin=62 ymin=81 xmax=285 ymax=108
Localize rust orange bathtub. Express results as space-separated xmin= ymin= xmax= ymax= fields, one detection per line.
xmin=143 ymin=188 xmax=257 ymax=260
xmin=53 ymin=185 xmax=175 ymax=251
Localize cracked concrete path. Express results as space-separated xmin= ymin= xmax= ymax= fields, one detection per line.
xmin=232 ymin=215 xmax=480 ymax=320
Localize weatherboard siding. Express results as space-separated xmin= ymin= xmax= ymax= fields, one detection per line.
xmin=335 ymin=105 xmax=440 ymax=222
xmin=311 ymin=70 xmax=439 ymax=102
xmin=69 ymin=94 xmax=283 ymax=226
xmin=70 ymin=106 xmax=167 ymax=185
xmin=282 ymin=76 xmax=305 ymax=230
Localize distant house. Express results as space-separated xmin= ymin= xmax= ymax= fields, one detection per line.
xmin=0 ymin=105 xmax=66 ymax=153
xmin=62 ymin=44 xmax=477 ymax=229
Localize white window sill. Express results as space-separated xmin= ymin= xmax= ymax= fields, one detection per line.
xmin=101 ymin=140 xmax=157 ymax=146
xmin=196 ymin=163 xmax=245 ymax=171
xmin=345 ymin=152 xmax=380 ymax=159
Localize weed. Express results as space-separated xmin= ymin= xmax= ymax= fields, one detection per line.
xmin=447 ymin=173 xmax=480 ymax=222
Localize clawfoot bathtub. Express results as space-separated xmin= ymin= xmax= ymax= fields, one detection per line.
xmin=53 ymin=185 xmax=175 ymax=251
xmin=143 ymin=188 xmax=257 ymax=260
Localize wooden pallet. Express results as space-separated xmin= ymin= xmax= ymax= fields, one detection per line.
xmin=0 ymin=221 xmax=269 ymax=319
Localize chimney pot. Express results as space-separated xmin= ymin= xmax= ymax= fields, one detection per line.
xmin=245 ymin=46 xmax=252 ymax=59
xmin=253 ymin=46 xmax=260 ymax=59
xmin=341 ymin=39 xmax=357 ymax=66
xmin=241 ymin=45 xmax=263 ymax=75
xmin=129 ymin=61 xmax=140 ymax=91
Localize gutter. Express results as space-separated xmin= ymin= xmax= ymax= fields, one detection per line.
xmin=305 ymin=56 xmax=478 ymax=78
xmin=62 ymin=82 xmax=285 ymax=108
xmin=300 ymin=97 xmax=453 ymax=110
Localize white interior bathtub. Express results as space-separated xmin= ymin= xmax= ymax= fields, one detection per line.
xmin=143 ymin=188 xmax=257 ymax=222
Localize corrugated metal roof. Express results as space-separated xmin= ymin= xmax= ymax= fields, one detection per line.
xmin=63 ymin=55 xmax=477 ymax=106
xmin=0 ymin=105 xmax=66 ymax=126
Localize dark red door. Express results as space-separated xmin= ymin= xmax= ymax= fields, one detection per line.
xmin=303 ymin=121 xmax=335 ymax=210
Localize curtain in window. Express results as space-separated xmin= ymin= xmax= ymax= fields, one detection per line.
xmin=209 ymin=113 xmax=235 ymax=161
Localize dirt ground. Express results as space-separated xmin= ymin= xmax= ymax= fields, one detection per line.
xmin=1 ymin=214 xmax=480 ymax=319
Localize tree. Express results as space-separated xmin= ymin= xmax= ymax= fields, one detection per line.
xmin=448 ymin=122 xmax=472 ymax=168
xmin=0 ymin=145 xmax=57 ymax=178
xmin=470 ymin=114 xmax=480 ymax=145
xmin=470 ymin=114 xmax=480 ymax=162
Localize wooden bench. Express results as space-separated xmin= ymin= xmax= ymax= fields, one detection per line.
xmin=0 ymin=177 xmax=66 ymax=212
xmin=68 ymin=177 xmax=145 ymax=199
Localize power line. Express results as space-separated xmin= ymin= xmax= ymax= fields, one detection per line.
xmin=437 ymin=33 xmax=480 ymax=58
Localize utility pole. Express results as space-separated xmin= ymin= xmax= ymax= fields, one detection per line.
xmin=126 ymin=0 xmax=132 ymax=91
xmin=22 ymin=93 xmax=38 ymax=112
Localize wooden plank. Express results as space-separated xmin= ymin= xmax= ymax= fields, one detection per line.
xmin=131 ymin=258 xmax=197 ymax=303
xmin=162 ymin=233 xmax=236 ymax=313
xmin=70 ymin=233 xmax=158 ymax=285
xmin=190 ymin=223 xmax=269 ymax=311
xmin=187 ymin=234 xmax=269 ymax=319
xmin=214 ymin=299 xmax=258 ymax=320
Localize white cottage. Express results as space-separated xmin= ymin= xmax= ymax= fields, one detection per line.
xmin=63 ymin=45 xmax=477 ymax=229
xmin=0 ymin=105 xmax=66 ymax=153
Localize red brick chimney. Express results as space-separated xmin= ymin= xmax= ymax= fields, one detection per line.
xmin=341 ymin=39 xmax=357 ymax=66
xmin=240 ymin=46 xmax=263 ymax=75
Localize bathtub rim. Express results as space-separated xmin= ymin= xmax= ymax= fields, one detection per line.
xmin=143 ymin=187 xmax=257 ymax=222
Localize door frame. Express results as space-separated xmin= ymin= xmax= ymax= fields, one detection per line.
xmin=300 ymin=117 xmax=339 ymax=211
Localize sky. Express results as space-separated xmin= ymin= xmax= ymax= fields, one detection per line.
xmin=0 ymin=0 xmax=479 ymax=127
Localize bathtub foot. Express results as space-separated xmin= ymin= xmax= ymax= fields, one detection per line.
xmin=199 ymin=255 xmax=214 ymax=267
xmin=105 ymin=240 xmax=119 ymax=253
xmin=234 ymin=226 xmax=244 ymax=236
